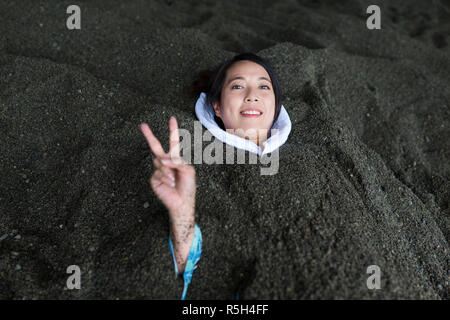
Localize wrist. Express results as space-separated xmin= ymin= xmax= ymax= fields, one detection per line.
xmin=169 ymin=217 xmax=195 ymax=237
xmin=169 ymin=206 xmax=194 ymax=234
xmin=169 ymin=203 xmax=195 ymax=222
xmin=169 ymin=220 xmax=196 ymax=274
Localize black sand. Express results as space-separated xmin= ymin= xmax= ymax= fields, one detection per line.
xmin=0 ymin=0 xmax=448 ymax=299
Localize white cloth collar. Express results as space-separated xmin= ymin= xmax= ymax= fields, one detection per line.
xmin=195 ymin=92 xmax=292 ymax=156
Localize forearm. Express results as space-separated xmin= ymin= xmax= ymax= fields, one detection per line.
xmin=169 ymin=211 xmax=195 ymax=275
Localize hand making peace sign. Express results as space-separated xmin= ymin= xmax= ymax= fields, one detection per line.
xmin=140 ymin=117 xmax=196 ymax=220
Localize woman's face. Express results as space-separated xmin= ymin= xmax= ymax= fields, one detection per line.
xmin=212 ymin=60 xmax=276 ymax=144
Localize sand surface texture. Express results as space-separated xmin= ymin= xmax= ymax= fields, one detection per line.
xmin=0 ymin=0 xmax=449 ymax=299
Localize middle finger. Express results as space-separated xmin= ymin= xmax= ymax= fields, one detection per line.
xmin=168 ymin=117 xmax=181 ymax=160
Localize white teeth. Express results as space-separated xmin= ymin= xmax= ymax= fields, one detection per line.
xmin=241 ymin=111 xmax=261 ymax=115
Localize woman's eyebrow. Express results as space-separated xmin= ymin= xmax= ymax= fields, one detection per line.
xmin=227 ymin=76 xmax=271 ymax=84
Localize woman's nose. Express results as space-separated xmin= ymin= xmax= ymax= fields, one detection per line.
xmin=245 ymin=91 xmax=258 ymax=102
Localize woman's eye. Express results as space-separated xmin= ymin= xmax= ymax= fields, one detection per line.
xmin=231 ymin=84 xmax=270 ymax=89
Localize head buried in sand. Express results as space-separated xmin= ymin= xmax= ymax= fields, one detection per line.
xmin=206 ymin=53 xmax=282 ymax=147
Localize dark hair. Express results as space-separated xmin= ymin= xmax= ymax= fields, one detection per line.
xmin=205 ymin=53 xmax=282 ymax=130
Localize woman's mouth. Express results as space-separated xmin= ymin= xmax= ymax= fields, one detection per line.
xmin=240 ymin=109 xmax=263 ymax=117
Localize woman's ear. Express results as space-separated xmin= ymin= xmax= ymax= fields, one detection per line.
xmin=212 ymin=101 xmax=221 ymax=118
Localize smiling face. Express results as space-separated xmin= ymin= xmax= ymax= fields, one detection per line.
xmin=212 ymin=60 xmax=276 ymax=146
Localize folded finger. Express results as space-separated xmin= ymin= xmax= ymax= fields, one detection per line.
xmin=152 ymin=169 xmax=175 ymax=187
xmin=160 ymin=164 xmax=175 ymax=181
xmin=162 ymin=175 xmax=176 ymax=188
xmin=152 ymin=169 xmax=164 ymax=180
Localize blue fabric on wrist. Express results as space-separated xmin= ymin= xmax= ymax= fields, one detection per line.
xmin=168 ymin=223 xmax=202 ymax=300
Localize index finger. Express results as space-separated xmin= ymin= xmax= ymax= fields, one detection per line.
xmin=169 ymin=116 xmax=180 ymax=159
xmin=140 ymin=123 xmax=166 ymax=157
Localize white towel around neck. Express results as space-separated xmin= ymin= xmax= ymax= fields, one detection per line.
xmin=195 ymin=92 xmax=292 ymax=156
